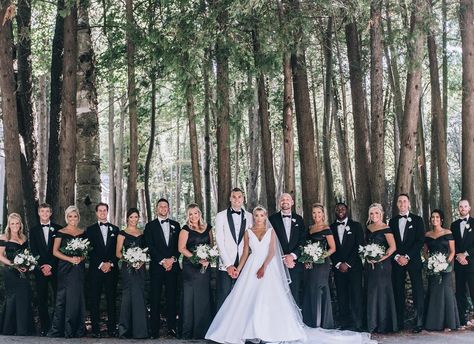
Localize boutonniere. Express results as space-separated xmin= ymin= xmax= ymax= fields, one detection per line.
xmin=291 ymin=218 xmax=296 ymax=223
xmin=407 ymin=217 xmax=412 ymax=222
xmin=409 ymin=225 xmax=413 ymax=229
xmin=49 ymin=226 xmax=55 ymax=232
xmin=171 ymin=224 xmax=176 ymax=230
xmin=466 ymin=224 xmax=471 ymax=229
xmin=345 ymin=226 xmax=352 ymax=234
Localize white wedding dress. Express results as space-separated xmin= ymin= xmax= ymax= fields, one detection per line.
xmin=205 ymin=228 xmax=376 ymax=344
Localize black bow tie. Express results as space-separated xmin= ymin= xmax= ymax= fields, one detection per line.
xmin=282 ymin=215 xmax=291 ymax=219
xmin=231 ymin=209 xmax=241 ymax=215
xmin=161 ymin=219 xmax=169 ymax=224
xmin=461 ymin=218 xmax=468 ymax=222
xmin=99 ymin=222 xmax=108 ymax=227
xmin=337 ymin=221 xmax=345 ymax=226
xmin=399 ymin=215 xmax=408 ymax=219
xmin=41 ymin=224 xmax=50 ymax=229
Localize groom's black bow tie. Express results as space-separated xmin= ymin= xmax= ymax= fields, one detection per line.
xmin=41 ymin=224 xmax=50 ymax=229
xmin=99 ymin=222 xmax=108 ymax=227
xmin=337 ymin=221 xmax=345 ymax=226
xmin=399 ymin=215 xmax=408 ymax=219
xmin=231 ymin=209 xmax=241 ymax=215
xmin=161 ymin=219 xmax=169 ymax=224
xmin=461 ymin=218 xmax=468 ymax=222
xmin=282 ymin=215 xmax=291 ymax=219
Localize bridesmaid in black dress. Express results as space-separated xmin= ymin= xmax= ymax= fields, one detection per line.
xmin=178 ymin=203 xmax=212 ymax=339
xmin=365 ymin=203 xmax=398 ymax=333
xmin=116 ymin=208 xmax=149 ymax=339
xmin=48 ymin=206 xmax=86 ymax=338
xmin=0 ymin=213 xmax=34 ymax=335
xmin=424 ymin=209 xmax=460 ymax=331
xmin=302 ymin=203 xmax=336 ymax=329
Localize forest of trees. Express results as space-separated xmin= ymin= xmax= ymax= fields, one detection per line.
xmin=0 ymin=0 xmax=473 ymax=230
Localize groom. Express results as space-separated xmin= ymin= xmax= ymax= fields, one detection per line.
xmin=215 ymin=187 xmax=253 ymax=309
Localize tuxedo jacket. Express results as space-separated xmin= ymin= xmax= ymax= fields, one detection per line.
xmin=451 ymin=216 xmax=474 ymax=272
xmin=86 ymin=222 xmax=120 ymax=271
xmin=215 ymin=208 xmax=253 ymax=271
xmin=330 ymin=219 xmax=365 ymax=270
xmin=29 ymin=222 xmax=62 ymax=268
xmin=144 ymin=218 xmax=181 ymax=273
xmin=268 ymin=211 xmax=306 ymax=260
xmin=388 ymin=213 xmax=425 ymax=268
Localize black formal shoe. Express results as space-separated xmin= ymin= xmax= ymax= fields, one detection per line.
xmin=412 ymin=326 xmax=422 ymax=333
xmin=108 ymin=331 xmax=118 ymax=337
xmin=91 ymin=332 xmax=101 ymax=338
xmin=40 ymin=330 xmax=48 ymax=337
xmin=167 ymin=329 xmax=177 ymax=337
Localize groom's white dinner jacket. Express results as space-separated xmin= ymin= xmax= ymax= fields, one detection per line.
xmin=215 ymin=208 xmax=253 ymax=271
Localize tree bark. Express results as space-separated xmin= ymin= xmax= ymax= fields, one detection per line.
xmin=393 ymin=0 xmax=426 ymax=214
xmin=345 ymin=21 xmax=372 ymax=218
xmin=203 ymin=50 xmax=212 ymax=222
xmin=115 ymin=95 xmax=126 ymax=226
xmin=0 ymin=1 xmax=25 ymax=216
xmin=126 ymin=0 xmax=138 ymax=208
xmin=144 ymin=75 xmax=156 ymax=222
xmin=108 ymin=86 xmax=116 ymax=222
xmin=370 ymin=0 xmax=386 ymax=205
xmin=76 ymin=0 xmax=101 ymax=226
xmin=460 ymin=0 xmax=474 ymax=202
xmin=46 ymin=0 xmax=64 ymax=219
xmin=38 ymin=74 xmax=49 ymax=203
xmin=57 ymin=3 xmax=78 ymax=224
xmin=246 ymin=73 xmax=260 ymax=212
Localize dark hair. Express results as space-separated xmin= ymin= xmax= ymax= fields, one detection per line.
xmin=335 ymin=202 xmax=348 ymax=209
xmin=95 ymin=202 xmax=109 ymax=212
xmin=431 ymin=209 xmax=445 ymax=223
xmin=230 ymin=187 xmax=244 ymax=196
xmin=155 ymin=198 xmax=169 ymax=207
xmin=38 ymin=203 xmax=52 ymax=211
xmin=397 ymin=193 xmax=410 ymax=201
xmin=126 ymin=208 xmax=140 ymax=218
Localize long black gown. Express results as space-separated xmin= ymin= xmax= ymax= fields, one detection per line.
xmin=302 ymin=228 xmax=334 ymax=329
xmin=365 ymin=227 xmax=398 ymax=333
xmin=118 ymin=230 xmax=149 ymax=339
xmin=181 ymin=224 xmax=212 ymax=339
xmin=424 ymin=233 xmax=460 ymax=330
xmin=0 ymin=240 xmax=34 ymax=335
xmin=48 ymin=232 xmax=86 ymax=338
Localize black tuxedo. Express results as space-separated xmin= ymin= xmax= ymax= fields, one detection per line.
xmin=86 ymin=222 xmax=119 ymax=334
xmin=389 ymin=213 xmax=425 ymax=329
xmin=29 ymin=222 xmax=62 ymax=333
xmin=451 ymin=216 xmax=474 ymax=325
xmin=330 ymin=219 xmax=364 ymax=330
xmin=269 ymin=211 xmax=306 ymax=305
xmin=144 ymin=218 xmax=181 ymax=336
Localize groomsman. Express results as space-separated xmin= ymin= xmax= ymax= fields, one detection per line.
xmin=86 ymin=203 xmax=119 ymax=337
xmin=215 ymin=187 xmax=253 ymax=309
xmin=29 ymin=203 xmax=62 ymax=336
xmin=145 ymin=198 xmax=181 ymax=338
xmin=329 ymin=203 xmax=364 ymax=331
xmin=451 ymin=199 xmax=474 ymax=326
xmin=389 ymin=194 xmax=425 ymax=333
xmin=269 ymin=193 xmax=306 ymax=305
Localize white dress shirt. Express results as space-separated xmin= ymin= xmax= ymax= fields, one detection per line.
xmin=99 ymin=222 xmax=108 ymax=245
xmin=461 ymin=217 xmax=469 ymax=238
xmin=336 ymin=218 xmax=348 ymax=245
xmin=158 ymin=216 xmax=170 ymax=245
xmin=281 ymin=212 xmax=292 ymax=242
xmin=398 ymin=212 xmax=409 ymax=241
xmin=41 ymin=223 xmax=51 ymax=245
xmin=231 ymin=210 xmax=242 ymax=238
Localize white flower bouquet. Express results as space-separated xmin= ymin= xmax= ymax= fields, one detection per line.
xmin=426 ymin=252 xmax=452 ymax=283
xmin=122 ymin=246 xmax=150 ymax=270
xmin=189 ymin=244 xmax=219 ymax=273
xmin=11 ymin=249 xmax=39 ymax=277
xmin=298 ymin=241 xmax=327 ymax=268
xmin=60 ymin=238 xmax=91 ymax=259
xmin=359 ymin=243 xmax=386 ymax=263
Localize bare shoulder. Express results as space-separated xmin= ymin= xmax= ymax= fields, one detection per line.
xmin=0 ymin=234 xmax=6 ymax=241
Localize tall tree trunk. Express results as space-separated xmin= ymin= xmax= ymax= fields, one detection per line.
xmin=126 ymin=0 xmax=138 ymax=208
xmin=253 ymin=28 xmax=276 ymax=214
xmin=442 ymin=0 xmax=448 ymax=135
xmin=345 ymin=21 xmax=372 ymax=219
xmin=417 ymin=106 xmax=430 ymax=227
xmin=76 ymin=0 xmax=101 ymax=225
xmin=427 ymin=0 xmax=452 ymax=224
xmin=246 ymin=73 xmax=260 ymax=212
xmin=38 ymin=74 xmax=49 ymax=202
xmin=57 ymin=4 xmax=78 ymax=224
xmin=144 ymin=75 xmax=156 ymax=222
xmin=370 ymin=0 xmax=386 ymax=205
xmin=393 ymin=0 xmax=426 ymax=214
xmin=215 ymin=1 xmax=231 ymax=211
xmin=0 ymin=1 xmax=25 ymax=216
xmin=460 ymin=0 xmax=474 ymax=202
xmin=115 ymin=95 xmax=126 ymax=227
xmin=46 ymin=0 xmax=64 ymax=219
xmin=16 ymin=0 xmax=38 ymax=228
xmin=203 ymin=50 xmax=212 ymax=222
xmin=108 ymin=86 xmax=116 ymax=222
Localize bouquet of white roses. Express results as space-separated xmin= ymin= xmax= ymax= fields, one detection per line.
xmin=60 ymin=237 xmax=91 ymax=259
xmin=358 ymin=243 xmax=386 ymax=264
xmin=11 ymin=249 xmax=39 ymax=278
xmin=189 ymin=244 xmax=219 ymax=273
xmin=426 ymin=252 xmax=451 ymax=283
xmin=298 ymin=241 xmax=326 ymax=268
xmin=122 ymin=246 xmax=150 ymax=270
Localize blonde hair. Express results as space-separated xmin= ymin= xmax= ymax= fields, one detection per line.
xmin=186 ymin=203 xmax=206 ymax=231
xmin=4 ymin=213 xmax=26 ymax=241
xmin=65 ymin=205 xmax=81 ymax=225
xmin=312 ymin=203 xmax=328 ymax=226
xmin=367 ymin=203 xmax=384 ymax=225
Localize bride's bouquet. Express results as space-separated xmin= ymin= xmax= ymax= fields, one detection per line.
xmin=122 ymin=246 xmax=150 ymax=270
xmin=189 ymin=244 xmax=220 ymax=273
xmin=358 ymin=243 xmax=386 ymax=268
xmin=426 ymin=252 xmax=452 ymax=283
xmin=11 ymin=249 xmax=39 ymax=278
xmin=60 ymin=237 xmax=91 ymax=260
xmin=298 ymin=241 xmax=326 ymax=269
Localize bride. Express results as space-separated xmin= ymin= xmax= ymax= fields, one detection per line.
xmin=206 ymin=206 xmax=376 ymax=344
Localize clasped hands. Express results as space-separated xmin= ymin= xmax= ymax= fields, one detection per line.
xmin=40 ymin=264 xmax=53 ymax=276
xmin=456 ymin=253 xmax=469 ymax=265
xmin=161 ymin=257 xmax=175 ymax=271
xmin=69 ymin=256 xmax=85 ymax=265
xmin=282 ymin=254 xmax=296 ymax=269
xmin=396 ymin=255 xmax=409 ymax=266
xmin=100 ymin=261 xmax=113 ymax=273
xmin=226 ymin=266 xmax=239 ymax=279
